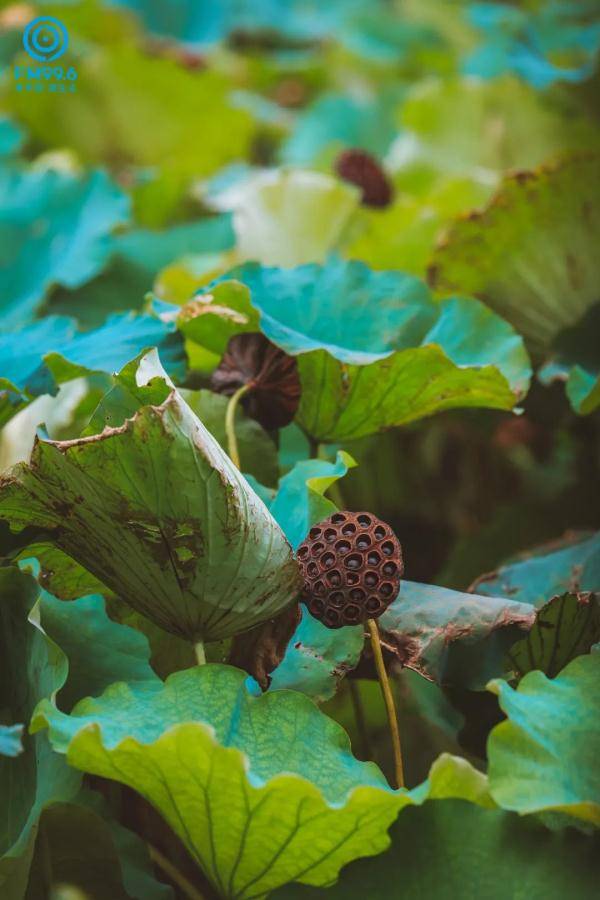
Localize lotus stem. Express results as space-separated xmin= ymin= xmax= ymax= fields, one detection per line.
xmin=225 ymin=383 xmax=252 ymax=470
xmin=194 ymin=640 xmax=206 ymax=666
xmin=147 ymin=843 xmax=207 ymax=900
xmin=348 ymin=679 xmax=372 ymax=760
xmin=367 ymin=618 xmax=405 ymax=789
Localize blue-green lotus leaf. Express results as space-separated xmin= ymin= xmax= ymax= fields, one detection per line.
xmin=109 ymin=0 xmax=386 ymax=44
xmin=33 ymin=663 xmax=493 ymax=898
xmin=474 ymin=532 xmax=600 ymax=608
xmin=0 ymin=725 xmax=23 ymax=758
xmin=488 ymin=653 xmax=600 ymax=826
xmin=379 ymin=580 xmax=535 ymax=689
xmin=280 ymin=91 xmax=399 ymax=166
xmin=0 ymin=166 xmax=129 ymax=328
xmin=464 ymin=2 xmax=600 ymax=88
xmin=49 ymin=213 xmax=235 ymax=328
xmin=0 ymin=312 xmax=185 ymax=399
xmin=199 ymin=258 xmax=531 ymax=440
xmin=0 ymin=117 xmax=23 ymax=157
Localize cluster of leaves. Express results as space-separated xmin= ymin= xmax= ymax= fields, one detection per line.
xmin=0 ymin=0 xmax=599 ymax=897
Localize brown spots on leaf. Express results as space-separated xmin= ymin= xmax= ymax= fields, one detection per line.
xmin=379 ymin=631 xmax=422 ymax=669
xmin=52 ymin=499 xmax=74 ymax=518
xmin=512 ymin=169 xmax=536 ymax=186
xmin=178 ymin=298 xmax=251 ymax=327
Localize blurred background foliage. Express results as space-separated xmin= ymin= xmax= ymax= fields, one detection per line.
xmin=0 ymin=0 xmax=599 ymax=843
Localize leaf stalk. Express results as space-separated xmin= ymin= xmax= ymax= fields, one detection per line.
xmin=367 ymin=617 xmax=405 ymax=789
xmin=225 ymin=382 xmax=252 ymax=469
xmin=147 ymin=843 xmax=207 ymax=900
xmin=194 ymin=640 xmax=206 ymax=666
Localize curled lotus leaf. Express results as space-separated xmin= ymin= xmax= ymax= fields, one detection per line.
xmin=0 ymin=355 xmax=302 ymax=642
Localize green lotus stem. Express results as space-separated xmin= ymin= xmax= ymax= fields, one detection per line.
xmin=147 ymin=843 xmax=207 ymax=900
xmin=367 ymin=618 xmax=405 ymax=789
xmin=194 ymin=640 xmax=206 ymax=666
xmin=225 ymin=383 xmax=253 ymax=469
xmin=348 ymin=679 xmax=372 ymax=760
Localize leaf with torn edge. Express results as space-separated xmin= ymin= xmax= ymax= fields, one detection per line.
xmin=378 ymin=580 xmax=535 ymax=689
xmin=0 ymin=354 xmax=301 ymax=641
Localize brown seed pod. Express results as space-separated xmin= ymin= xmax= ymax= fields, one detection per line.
xmin=296 ymin=510 xmax=403 ymax=629
xmin=210 ymin=332 xmax=301 ymax=430
xmin=334 ymin=149 xmax=394 ymax=208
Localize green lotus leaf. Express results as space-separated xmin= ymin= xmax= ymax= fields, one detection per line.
xmin=0 ymin=564 xmax=165 ymax=897
xmin=8 ymin=42 xmax=255 ymax=190
xmin=348 ymin=174 xmax=492 ymax=276
xmin=0 ymin=725 xmax=23 ymax=758
xmin=429 ymin=155 xmax=600 ymax=366
xmin=32 ymin=663 xmax=491 ymax=898
xmin=277 ymin=800 xmax=600 ymax=899
xmin=76 ymin=789 xmax=174 ymax=900
xmin=87 ymin=349 xmax=279 ymax=489
xmin=0 ymin=377 xmax=107 ymax=475
xmin=488 ymin=653 xmax=600 ymax=825
xmin=0 ymin=382 xmax=27 ymax=431
xmin=27 ymin=792 xmax=173 ymax=900
xmin=0 ymin=166 xmax=129 ymax=328
xmin=506 ymin=591 xmax=600 ymax=680
xmin=0 ymin=359 xmax=302 ymax=641
xmin=175 ymin=280 xmax=261 ymax=356
xmin=231 ymin=170 xmax=360 ymax=267
xmin=0 ymin=312 xmax=185 ymax=399
xmin=201 ymin=258 xmax=530 ymax=441
xmin=473 ymin=531 xmax=600 ymax=608
xmin=0 ymin=568 xmax=79 ymax=899
xmin=265 ymin=453 xmax=364 ymax=701
xmin=397 ymin=77 xmax=599 ymax=182
xmin=83 ymin=349 xmax=173 ymax=433
xmin=182 ymin=389 xmax=279 ymax=487
xmin=15 ymin=544 xmax=109 ymax=603
xmin=379 ymin=580 xmax=535 ymax=689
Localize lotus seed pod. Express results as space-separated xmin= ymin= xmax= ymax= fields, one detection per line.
xmin=334 ymin=149 xmax=393 ymax=208
xmin=296 ymin=510 xmax=403 ymax=629
xmin=211 ymin=332 xmax=301 ymax=430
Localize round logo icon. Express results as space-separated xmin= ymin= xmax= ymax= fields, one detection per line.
xmin=23 ymin=16 xmax=68 ymax=62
